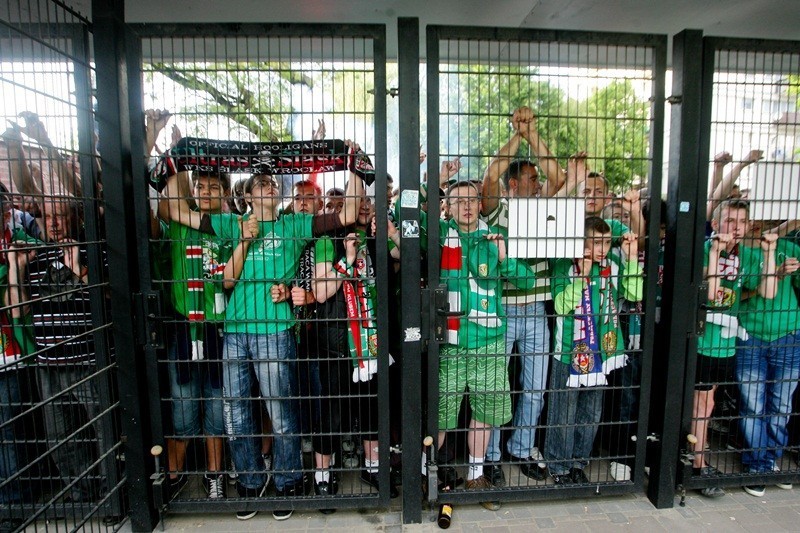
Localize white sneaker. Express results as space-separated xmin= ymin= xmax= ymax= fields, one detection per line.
xmin=609 ymin=461 xmax=632 ymax=481
xmin=773 ymin=465 xmax=793 ymax=490
xmin=204 ymin=474 xmax=225 ymax=499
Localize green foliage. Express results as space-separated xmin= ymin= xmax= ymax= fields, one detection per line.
xmin=443 ymin=65 xmax=580 ymax=172
xmin=444 ymin=65 xmax=651 ymax=192
xmin=148 ymin=62 xmax=313 ymax=141
xmin=583 ymin=80 xmax=650 ymax=191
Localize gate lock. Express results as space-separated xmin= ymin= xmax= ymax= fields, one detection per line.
xmin=434 ymin=284 xmax=464 ymax=342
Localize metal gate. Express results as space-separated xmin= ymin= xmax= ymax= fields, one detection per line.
xmin=663 ymin=32 xmax=800 ymax=502
xmin=121 ymin=21 xmax=394 ymax=522
xmin=0 ymin=1 xmax=127 ymax=530
xmin=415 ymin=25 xmax=667 ymax=514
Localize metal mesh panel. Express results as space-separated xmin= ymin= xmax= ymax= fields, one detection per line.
xmin=688 ymin=41 xmax=800 ymax=495
xmin=425 ymin=29 xmax=665 ymax=505
xmin=137 ymin=25 xmax=392 ymax=516
xmin=0 ymin=1 xmax=125 ymax=531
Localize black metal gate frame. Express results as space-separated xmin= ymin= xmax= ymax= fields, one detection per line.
xmin=673 ymin=34 xmax=800 ymax=495
xmin=421 ymin=24 xmax=667 ymax=507
xmin=121 ymin=21 xmax=392 ymax=516
xmin=0 ymin=13 xmax=127 ymax=527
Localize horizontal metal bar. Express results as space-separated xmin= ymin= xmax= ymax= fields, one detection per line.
xmin=130 ymin=22 xmax=386 ymax=40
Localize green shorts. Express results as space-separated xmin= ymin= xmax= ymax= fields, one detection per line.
xmin=438 ymin=339 xmax=511 ymax=430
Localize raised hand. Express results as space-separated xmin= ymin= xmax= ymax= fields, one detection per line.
xmin=439 ymin=158 xmax=462 ymax=187
xmin=760 ymin=232 xmax=778 ymax=253
xmin=620 ymin=232 xmax=638 ymax=260
xmin=242 ymin=214 xmax=259 ymax=240
xmin=484 ymin=233 xmax=506 ymax=263
xmin=713 ymin=151 xmax=733 ymax=166
xmin=344 ymin=233 xmax=359 ymax=266
xmin=312 ymin=119 xmax=326 ymax=141
xmin=742 ymin=149 xmax=764 ymax=165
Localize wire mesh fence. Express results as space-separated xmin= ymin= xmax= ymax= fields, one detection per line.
xmin=0 ymin=1 xmax=125 ymax=531
xmin=136 ymin=25 xmax=394 ymax=519
xmin=423 ymin=29 xmax=665 ymax=506
xmin=686 ymin=40 xmax=800 ymax=497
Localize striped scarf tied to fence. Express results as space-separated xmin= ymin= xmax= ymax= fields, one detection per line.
xmin=333 ymin=245 xmax=379 ymax=383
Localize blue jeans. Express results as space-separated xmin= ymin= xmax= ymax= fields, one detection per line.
xmin=0 ymin=371 xmax=23 ymax=504
xmin=223 ymin=330 xmax=302 ymax=491
xmin=736 ymin=330 xmax=800 ymax=473
xmin=38 ymin=364 xmax=109 ymax=501
xmin=167 ymin=324 xmax=224 ymax=437
xmin=543 ymin=360 xmax=603 ymax=475
xmin=486 ymin=302 xmax=550 ymax=461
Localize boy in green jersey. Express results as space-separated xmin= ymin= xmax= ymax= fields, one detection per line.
xmin=736 ymin=219 xmax=800 ymax=497
xmin=692 ymin=199 xmax=777 ymax=498
xmin=544 ymin=217 xmax=642 ymax=485
xmin=162 ymin=171 xmax=233 ymax=499
xmin=167 ymin=142 xmax=362 ymax=520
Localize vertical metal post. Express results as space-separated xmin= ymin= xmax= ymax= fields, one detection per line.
xmin=372 ymin=26 xmax=391 ymax=505
xmin=70 ymin=22 xmax=123 ymax=518
xmin=647 ymin=29 xmax=707 ymax=509
xmin=397 ymin=16 xmax=423 ymax=525
xmin=634 ymin=35 xmax=667 ymax=490
xmin=92 ymin=0 xmax=158 ymax=530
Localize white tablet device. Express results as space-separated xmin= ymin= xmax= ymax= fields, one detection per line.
xmin=748 ymin=162 xmax=800 ymax=221
xmin=507 ymin=198 xmax=586 ymax=259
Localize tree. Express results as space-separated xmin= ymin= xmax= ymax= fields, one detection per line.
xmin=582 ymin=80 xmax=650 ymax=191
xmin=147 ymin=62 xmax=314 ymax=141
xmin=441 ymin=64 xmax=580 ymax=176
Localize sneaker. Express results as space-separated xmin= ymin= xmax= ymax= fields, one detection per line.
xmin=273 ymin=483 xmax=302 ymax=521
xmin=708 ymin=419 xmax=730 ymax=434
xmin=360 ymin=469 xmax=399 ymax=498
xmin=236 ymin=482 xmax=268 ymax=520
xmin=437 ymin=465 xmax=464 ymax=490
xmin=342 ymin=452 xmax=360 ymax=469
xmin=342 ymin=437 xmax=355 ymax=452
xmin=227 ymin=458 xmax=238 ymax=486
xmin=465 ymin=475 xmax=500 ymax=511
xmin=168 ymin=474 xmax=188 ymax=498
xmin=484 ymin=462 xmax=505 ymax=487
xmin=569 ymin=467 xmax=589 ymax=484
xmin=314 ymin=479 xmax=337 ymax=515
xmin=695 ymin=466 xmax=725 ymax=498
xmin=262 ymin=454 xmax=273 ymax=488
xmin=509 ymin=455 xmax=547 ymax=481
xmin=302 ymin=437 xmax=314 ymax=454
xmin=699 ymin=486 xmax=726 ymax=498
xmin=744 ymin=484 xmax=766 ymax=497
xmin=773 ymin=465 xmax=793 ymax=490
xmin=551 ymin=471 xmax=573 ymax=485
xmin=609 ymin=461 xmax=632 ymax=481
xmin=203 ymin=474 xmax=225 ymax=499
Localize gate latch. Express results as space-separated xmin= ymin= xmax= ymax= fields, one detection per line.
xmin=434 ymin=284 xmax=464 ymax=342
xmin=695 ymin=281 xmax=731 ymax=337
xmin=695 ymin=281 xmax=709 ymax=336
xmin=135 ymin=291 xmax=164 ymax=349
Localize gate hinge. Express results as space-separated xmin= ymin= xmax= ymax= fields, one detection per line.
xmin=667 ymin=95 xmax=682 ymax=104
xmin=134 ymin=291 xmax=164 ymax=349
